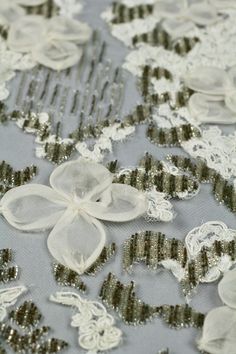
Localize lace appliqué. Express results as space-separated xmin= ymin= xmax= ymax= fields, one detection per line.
xmin=50 ymin=291 xmax=122 ymax=353
xmin=0 ymin=286 xmax=27 ymax=322
xmin=182 ymin=126 xmax=236 ymax=181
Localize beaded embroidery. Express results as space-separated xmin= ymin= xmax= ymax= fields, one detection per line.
xmin=100 ymin=273 xmax=204 ymax=327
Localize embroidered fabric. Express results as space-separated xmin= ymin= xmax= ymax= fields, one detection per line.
xmin=0 ymin=38 xmax=36 ymax=101
xmin=145 ymin=189 xmax=175 ymax=222
xmin=50 ymin=291 xmax=122 ymax=353
xmin=197 ymin=268 xmax=236 ymax=354
xmin=54 ymin=0 xmax=83 ymax=18
xmin=0 ymin=159 xmax=147 ymax=274
xmin=163 ymin=221 xmax=236 ymax=284
xmin=76 ymin=123 xmax=135 ymax=163
xmin=182 ymin=126 xmax=236 ymax=181
xmin=0 ymin=286 xmax=27 ymax=322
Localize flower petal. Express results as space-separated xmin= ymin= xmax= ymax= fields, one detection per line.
xmin=214 ymin=0 xmax=236 ymax=9
xmin=153 ymin=0 xmax=187 ymax=18
xmin=47 ymin=16 xmax=92 ymax=44
xmin=188 ymin=3 xmax=219 ymax=26
xmin=49 ymin=159 xmax=113 ymax=202
xmin=83 ymin=183 xmax=147 ymax=222
xmin=225 ymin=92 xmax=236 ymax=113
xmin=0 ymin=3 xmax=26 ymax=26
xmin=185 ymin=66 xmax=229 ymax=95
xmin=218 ymin=268 xmax=236 ymax=309
xmin=14 ymin=0 xmax=47 ymax=5
xmin=188 ymin=93 xmax=236 ymax=124
xmin=0 ymin=184 xmax=67 ymax=231
xmin=47 ymin=209 xmax=106 ymax=274
xmin=32 ymin=40 xmax=82 ymax=71
xmin=7 ymin=15 xmax=46 ymax=53
xmin=197 ymin=306 xmax=236 ymax=354
xmin=162 ymin=18 xmax=195 ymax=38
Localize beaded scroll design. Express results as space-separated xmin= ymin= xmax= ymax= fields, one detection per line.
xmin=100 ymin=273 xmax=204 ymax=328
xmin=168 ymin=155 xmax=236 ymax=214
xmin=113 ymin=153 xmax=200 ymax=200
xmin=0 ymin=161 xmax=37 ymax=196
xmin=122 ymin=223 xmax=236 ymax=297
xmin=52 ymin=243 xmax=116 ymax=291
xmin=0 ymin=249 xmax=18 ymax=284
xmin=0 ymin=300 xmax=68 ymax=353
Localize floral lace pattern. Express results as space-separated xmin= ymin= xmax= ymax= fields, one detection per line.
xmin=50 ymin=291 xmax=122 ymax=353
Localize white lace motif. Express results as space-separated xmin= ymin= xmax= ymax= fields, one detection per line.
xmin=50 ymin=291 xmax=122 ymax=353
xmin=0 ymin=286 xmax=27 ymax=322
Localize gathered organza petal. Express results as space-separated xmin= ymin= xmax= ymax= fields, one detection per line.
xmin=153 ymin=0 xmax=187 ymax=18
xmin=218 ymin=268 xmax=236 ymax=309
xmin=50 ymin=159 xmax=113 ymax=202
xmin=188 ymin=3 xmax=219 ymax=26
xmin=185 ymin=67 xmax=229 ymax=95
xmin=225 ymin=92 xmax=236 ymax=114
xmin=0 ymin=3 xmax=26 ymax=26
xmin=197 ymin=306 xmax=236 ymax=354
xmin=213 ymin=0 xmax=236 ymax=9
xmin=7 ymin=15 xmax=46 ymax=53
xmin=48 ymin=16 xmax=92 ymax=44
xmin=188 ymin=93 xmax=236 ymax=124
xmin=0 ymin=184 xmax=67 ymax=231
xmin=83 ymin=183 xmax=147 ymax=222
xmin=47 ymin=208 xmax=106 ymax=274
xmin=32 ymin=40 xmax=82 ymax=71
xmin=162 ymin=18 xmax=195 ymax=38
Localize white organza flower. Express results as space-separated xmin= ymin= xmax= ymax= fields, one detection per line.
xmin=7 ymin=15 xmax=92 ymax=70
xmin=0 ymin=286 xmax=27 ymax=321
xmin=185 ymin=66 xmax=236 ymax=124
xmin=0 ymin=159 xmax=147 ymax=274
xmin=197 ymin=268 xmax=236 ymax=354
xmin=153 ymin=0 xmax=219 ymax=38
xmin=14 ymin=0 xmax=47 ymax=6
xmin=51 ymin=291 xmax=122 ymax=353
xmin=212 ymin=0 xmax=236 ymax=10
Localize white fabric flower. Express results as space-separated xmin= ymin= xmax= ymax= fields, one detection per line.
xmin=0 ymin=286 xmax=27 ymax=322
xmin=14 ymin=0 xmax=47 ymax=5
xmin=197 ymin=268 xmax=236 ymax=354
xmin=0 ymin=159 xmax=147 ymax=274
xmin=153 ymin=0 xmax=219 ymax=38
xmin=7 ymin=15 xmax=92 ymax=70
xmin=51 ymin=291 xmax=122 ymax=354
xmin=185 ymin=66 xmax=236 ymax=124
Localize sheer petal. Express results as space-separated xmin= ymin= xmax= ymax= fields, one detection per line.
xmin=162 ymin=18 xmax=195 ymax=38
xmin=0 ymin=184 xmax=67 ymax=231
xmin=185 ymin=67 xmax=228 ymax=95
xmin=214 ymin=0 xmax=236 ymax=9
xmin=228 ymin=65 xmax=236 ymax=89
xmin=197 ymin=306 xmax=236 ymax=354
xmin=153 ymin=0 xmax=187 ymax=18
xmin=50 ymin=159 xmax=113 ymax=202
xmin=7 ymin=15 xmax=46 ymax=53
xmin=225 ymin=92 xmax=236 ymax=113
xmin=47 ymin=209 xmax=106 ymax=274
xmin=188 ymin=3 xmax=219 ymax=26
xmin=0 ymin=3 xmax=26 ymax=26
xmin=32 ymin=40 xmax=82 ymax=71
xmin=83 ymin=184 xmax=147 ymax=222
xmin=48 ymin=17 xmax=92 ymax=44
xmin=188 ymin=93 xmax=236 ymax=124
xmin=14 ymin=0 xmax=47 ymax=5
xmin=218 ymin=268 xmax=236 ymax=309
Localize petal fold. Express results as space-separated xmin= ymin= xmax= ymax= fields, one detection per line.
xmin=47 ymin=209 xmax=106 ymax=274
xmin=83 ymin=183 xmax=147 ymax=222
xmin=185 ymin=67 xmax=229 ymax=96
xmin=50 ymin=159 xmax=113 ymax=202
xmin=0 ymin=184 xmax=67 ymax=231
xmin=218 ymin=268 xmax=236 ymax=309
xmin=188 ymin=3 xmax=219 ymax=26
